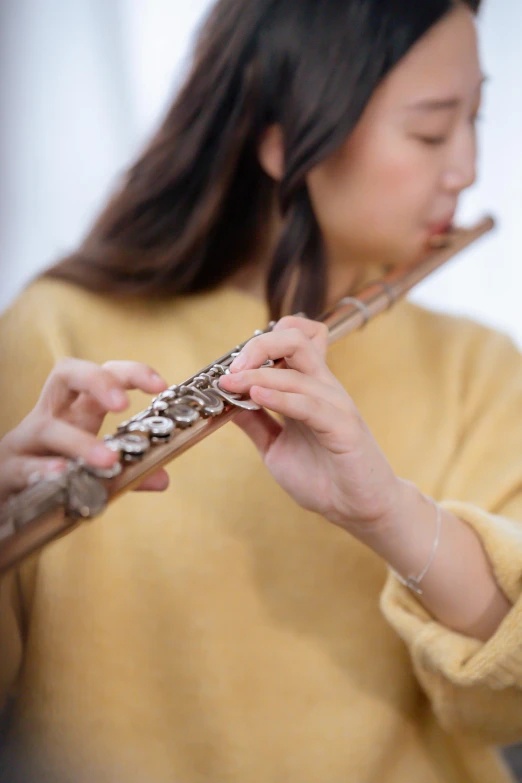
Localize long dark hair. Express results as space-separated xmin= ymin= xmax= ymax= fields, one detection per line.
xmin=44 ymin=0 xmax=481 ymax=319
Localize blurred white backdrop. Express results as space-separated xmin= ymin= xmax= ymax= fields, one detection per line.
xmin=1 ymin=0 xmax=521 ymax=344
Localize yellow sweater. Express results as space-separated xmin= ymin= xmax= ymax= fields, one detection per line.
xmin=1 ymin=278 xmax=522 ymax=783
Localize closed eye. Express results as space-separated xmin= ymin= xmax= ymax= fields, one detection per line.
xmin=416 ymin=135 xmax=449 ymax=146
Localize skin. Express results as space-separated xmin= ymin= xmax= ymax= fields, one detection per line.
xmin=241 ymin=1 xmax=483 ymax=306
xmin=219 ymin=4 xmax=512 ymax=641
xmin=307 ymin=4 xmax=482 ymax=283
xmin=0 ymin=5 xmax=511 ymax=640
xmin=0 ymin=361 xmax=171 ymax=498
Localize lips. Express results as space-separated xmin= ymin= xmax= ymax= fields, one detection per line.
xmin=428 ymin=216 xmax=455 ymax=236
xmin=423 ymin=216 xmax=456 ymax=254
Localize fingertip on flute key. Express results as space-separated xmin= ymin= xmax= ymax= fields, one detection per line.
xmin=229 ymin=354 xmax=247 ymax=371
xmin=88 ymin=443 xmax=120 ymax=467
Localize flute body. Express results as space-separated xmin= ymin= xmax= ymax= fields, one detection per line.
xmin=0 ymin=216 xmax=495 ymax=574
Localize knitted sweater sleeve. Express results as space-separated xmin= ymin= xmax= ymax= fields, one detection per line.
xmin=381 ymin=326 xmax=522 ymax=746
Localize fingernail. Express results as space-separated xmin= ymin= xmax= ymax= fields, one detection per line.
xmin=150 ymin=371 xmax=166 ymax=384
xmin=110 ymin=390 xmax=127 ymax=407
xmin=253 ymin=386 xmax=267 ymax=399
xmin=230 ymin=354 xmax=246 ymax=371
xmin=88 ymin=444 xmax=116 ymax=465
xmin=221 ymin=372 xmax=241 ymax=386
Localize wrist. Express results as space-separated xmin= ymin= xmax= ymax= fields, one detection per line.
xmin=354 ymin=479 xmax=439 ymax=573
xmin=346 ymin=480 xmax=511 ymax=640
xmin=352 ymin=478 xmax=421 ymax=543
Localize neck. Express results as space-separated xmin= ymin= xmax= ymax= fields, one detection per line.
xmin=227 ymin=219 xmax=364 ymax=313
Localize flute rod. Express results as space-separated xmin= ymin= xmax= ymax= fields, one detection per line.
xmin=0 ymin=216 xmax=495 ymax=574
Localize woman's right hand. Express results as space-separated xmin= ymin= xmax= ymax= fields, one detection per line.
xmin=0 ymin=358 xmax=171 ymax=503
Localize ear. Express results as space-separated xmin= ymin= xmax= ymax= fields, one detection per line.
xmin=258 ymin=124 xmax=285 ymax=181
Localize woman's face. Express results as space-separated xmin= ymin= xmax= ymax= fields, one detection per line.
xmin=307 ymin=4 xmax=484 ymax=269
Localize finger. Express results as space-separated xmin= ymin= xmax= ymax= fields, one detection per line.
xmin=229 ymin=328 xmax=329 ymax=380
xmin=16 ymin=416 xmax=118 ymax=469
xmin=272 ymin=316 xmax=329 ymax=356
xmin=232 ymin=409 xmax=282 ymax=459
xmin=0 ymin=456 xmax=69 ymax=501
xmin=40 ymin=358 xmax=128 ymax=416
xmin=66 ymin=362 xmax=169 ymax=434
xmin=133 ymin=468 xmax=170 ymax=492
xmin=219 ymin=367 xmax=343 ymax=405
xmin=40 ymin=359 xmax=168 ymax=418
xmin=101 ymin=361 xmax=168 ymax=396
xmin=249 ymin=386 xmax=343 ymax=444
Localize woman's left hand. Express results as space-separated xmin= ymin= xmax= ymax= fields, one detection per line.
xmin=218 ymin=315 xmax=402 ymax=533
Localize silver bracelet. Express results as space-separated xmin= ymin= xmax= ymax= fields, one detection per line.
xmin=390 ymin=498 xmax=442 ymax=596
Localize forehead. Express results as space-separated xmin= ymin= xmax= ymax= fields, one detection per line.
xmin=378 ymin=6 xmax=482 ymax=106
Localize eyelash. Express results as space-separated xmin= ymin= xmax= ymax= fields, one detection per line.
xmin=418 ymin=136 xmax=447 ymax=147
xmin=418 ymin=135 xmax=447 ymax=146
xmin=417 ymin=114 xmax=483 ymax=147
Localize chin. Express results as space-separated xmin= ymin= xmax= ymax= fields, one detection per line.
xmin=405 ymin=232 xmax=440 ymax=265
xmin=377 ymin=240 xmax=424 ymax=268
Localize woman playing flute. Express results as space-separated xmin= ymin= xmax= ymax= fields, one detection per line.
xmin=1 ymin=1 xmax=521 ymax=781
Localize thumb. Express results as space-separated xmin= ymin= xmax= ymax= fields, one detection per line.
xmin=232 ymin=409 xmax=282 ymax=459
xmin=134 ymin=468 xmax=170 ymax=492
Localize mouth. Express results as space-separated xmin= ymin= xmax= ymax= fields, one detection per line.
xmin=424 ymin=216 xmax=455 ymax=251
xmin=427 ymin=215 xmax=455 ymax=238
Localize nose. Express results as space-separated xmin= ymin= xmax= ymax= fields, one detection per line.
xmin=441 ymin=125 xmax=477 ymax=195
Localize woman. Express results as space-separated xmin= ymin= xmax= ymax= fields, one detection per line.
xmin=1 ymin=0 xmax=522 ymax=781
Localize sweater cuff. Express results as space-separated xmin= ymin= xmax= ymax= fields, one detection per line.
xmin=380 ymin=502 xmax=522 ymax=690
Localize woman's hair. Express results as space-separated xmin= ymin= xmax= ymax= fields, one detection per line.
xmin=44 ymin=0 xmax=481 ymax=319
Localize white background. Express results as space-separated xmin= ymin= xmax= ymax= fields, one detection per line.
xmin=1 ymin=0 xmax=521 ymax=344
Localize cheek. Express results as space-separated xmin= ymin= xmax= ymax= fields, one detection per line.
xmin=308 ymin=133 xmax=436 ymax=262
xmin=374 ymin=152 xmax=432 ymax=233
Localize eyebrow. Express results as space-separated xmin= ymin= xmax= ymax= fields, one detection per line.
xmin=405 ymin=75 xmax=488 ymax=112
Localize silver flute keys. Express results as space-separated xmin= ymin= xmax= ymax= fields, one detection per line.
xmin=0 ymin=323 xmax=278 ymax=536
xmin=0 ymin=217 xmax=498 ymax=570
xmin=100 ymin=325 xmax=277 ymax=469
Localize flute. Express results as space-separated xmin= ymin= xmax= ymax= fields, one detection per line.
xmin=0 ymin=216 xmax=495 ymax=574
